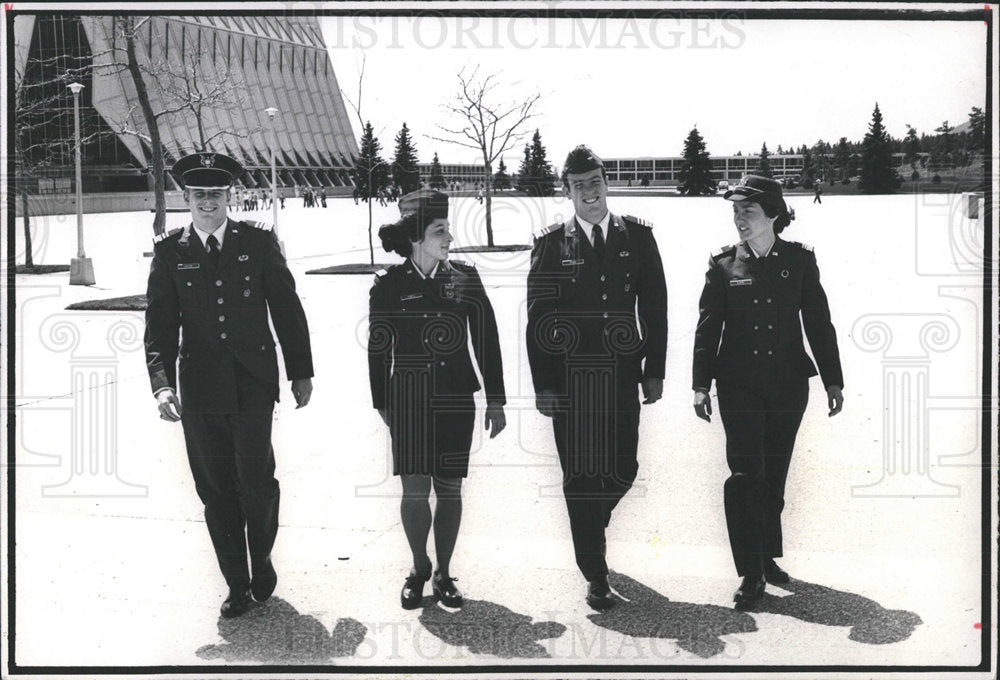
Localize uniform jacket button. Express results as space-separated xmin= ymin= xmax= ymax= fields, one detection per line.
xmin=601 ymin=293 xmax=608 ymax=300
xmin=600 ymin=275 xmax=606 ymax=282
xmin=766 ymin=298 xmax=772 ymax=303
xmin=218 ymin=315 xmax=225 ymax=322
xmin=602 ymin=312 xmax=609 ymax=319
xmin=217 ymin=297 xmax=224 ymax=304
xmin=186 ymin=281 xmax=192 ymax=287
xmin=220 ymin=332 xmax=228 ymax=339
xmin=768 ymin=350 xmax=773 ymax=355
xmin=753 ymin=298 xmax=759 ymax=304
xmin=754 ymin=325 xmax=759 ymax=330
xmin=245 ymin=275 xmax=251 ymax=281
xmin=243 ymin=290 xmax=250 ymax=297
xmin=753 ymin=349 xmax=758 ymax=355
xmin=215 ymin=280 xmax=223 ymax=287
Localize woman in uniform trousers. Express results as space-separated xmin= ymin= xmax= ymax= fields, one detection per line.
xmin=368 ymin=191 xmax=507 ymax=609
xmin=692 ymin=175 xmax=844 ymax=609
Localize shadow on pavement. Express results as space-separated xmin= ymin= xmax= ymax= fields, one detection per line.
xmin=196 ymin=597 xmax=368 ymax=663
xmin=757 ymin=578 xmax=923 ymax=644
xmin=418 ymin=599 xmax=567 ymax=658
xmin=587 ymin=571 xmax=758 ymax=658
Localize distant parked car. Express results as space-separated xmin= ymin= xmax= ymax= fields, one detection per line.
xmin=717 ymin=180 xmax=730 ymax=192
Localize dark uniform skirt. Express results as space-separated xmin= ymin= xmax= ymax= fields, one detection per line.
xmin=387 ymin=373 xmax=476 ymax=478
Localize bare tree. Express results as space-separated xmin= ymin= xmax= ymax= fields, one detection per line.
xmin=428 ymin=67 xmax=540 ymax=247
xmin=98 ymin=17 xmax=261 ymax=236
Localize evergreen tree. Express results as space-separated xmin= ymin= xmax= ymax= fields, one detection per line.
xmin=776 ymin=144 xmax=784 ymax=155
xmin=903 ymin=125 xmax=921 ymax=166
xmin=391 ymin=122 xmax=421 ymax=195
xmin=428 ymin=152 xmax=446 ymax=189
xmin=934 ymin=120 xmax=954 ymax=166
xmin=677 ymin=126 xmax=714 ymax=196
xmin=493 ymin=158 xmax=511 ymax=191
xmin=516 ymin=144 xmax=532 ymax=193
xmin=967 ymin=106 xmax=985 ymax=155
xmin=353 ymin=122 xmax=390 ymax=201
xmin=833 ymin=137 xmax=852 ymax=181
xmin=528 ymin=129 xmax=556 ymax=196
xmin=755 ymin=142 xmax=774 ymax=178
xmin=516 ymin=130 xmax=555 ymax=196
xmin=799 ymin=147 xmax=815 ymax=188
xmin=859 ymin=103 xmax=899 ymax=194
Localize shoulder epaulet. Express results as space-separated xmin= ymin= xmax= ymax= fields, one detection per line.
xmin=534 ymin=222 xmax=563 ymax=240
xmin=372 ymin=268 xmax=389 ymax=285
xmin=152 ymin=227 xmax=183 ymax=244
xmin=711 ymin=243 xmax=738 ymax=259
xmin=787 ymin=240 xmax=813 ymax=252
xmin=622 ymin=214 xmax=653 ymax=228
xmin=450 ymin=258 xmax=475 ymax=269
xmin=248 ymin=220 xmax=273 ymax=232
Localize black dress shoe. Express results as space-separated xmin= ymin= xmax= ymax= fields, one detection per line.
xmin=432 ymin=572 xmax=464 ymax=608
xmin=401 ymin=567 xmax=432 ymax=610
xmin=586 ymin=575 xmax=615 ymax=611
xmin=733 ymin=574 xmax=765 ymax=609
xmin=251 ymin=557 xmax=277 ymax=602
xmin=220 ymin=588 xmax=252 ymax=618
xmin=763 ymin=558 xmax=789 ymax=584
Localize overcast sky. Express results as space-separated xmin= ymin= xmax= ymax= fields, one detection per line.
xmin=322 ymin=12 xmax=986 ymax=166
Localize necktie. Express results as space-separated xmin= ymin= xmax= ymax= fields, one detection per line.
xmin=592 ymin=224 xmax=606 ymax=260
xmin=206 ymin=234 xmax=221 ymax=268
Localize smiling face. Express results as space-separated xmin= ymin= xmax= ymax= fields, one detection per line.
xmin=731 ymin=199 xmax=777 ymax=243
xmin=185 ymin=187 xmax=230 ymax=231
xmin=411 ymin=218 xmax=453 ymax=265
xmin=566 ymin=168 xmax=609 ymax=225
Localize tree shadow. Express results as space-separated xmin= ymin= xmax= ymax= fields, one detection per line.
xmin=587 ymin=571 xmax=758 ymax=658
xmin=195 ymin=597 xmax=368 ymax=663
xmin=418 ymin=599 xmax=567 ymax=658
xmin=756 ymin=578 xmax=923 ymax=644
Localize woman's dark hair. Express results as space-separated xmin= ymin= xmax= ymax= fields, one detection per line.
xmin=756 ymin=195 xmax=795 ymax=234
xmin=378 ymin=212 xmax=432 ymax=257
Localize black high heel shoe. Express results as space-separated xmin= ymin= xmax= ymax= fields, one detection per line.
xmin=432 ymin=571 xmax=464 ymax=608
xmin=401 ymin=564 xmax=432 ymax=610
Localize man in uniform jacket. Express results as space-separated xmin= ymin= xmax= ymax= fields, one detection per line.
xmin=144 ymin=152 xmax=313 ymax=618
xmin=526 ymin=145 xmax=668 ymax=610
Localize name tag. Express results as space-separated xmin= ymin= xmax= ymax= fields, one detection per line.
xmin=730 ymin=278 xmax=753 ymax=287
xmin=177 ymin=263 xmax=200 ymax=270
xmin=561 ymin=259 xmax=585 ymax=266
xmin=400 ymin=293 xmax=423 ymax=301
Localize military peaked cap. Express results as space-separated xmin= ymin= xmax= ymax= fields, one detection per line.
xmin=172 ymin=152 xmax=243 ymax=188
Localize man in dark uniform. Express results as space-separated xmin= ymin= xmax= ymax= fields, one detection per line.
xmin=526 ymin=145 xmax=668 ymax=610
xmin=692 ymin=174 xmax=843 ymax=608
xmin=144 ymin=152 xmax=314 ymax=618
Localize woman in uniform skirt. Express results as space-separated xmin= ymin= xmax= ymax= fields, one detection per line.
xmin=692 ymin=175 xmax=844 ymax=609
xmin=368 ymin=191 xmax=506 ymax=609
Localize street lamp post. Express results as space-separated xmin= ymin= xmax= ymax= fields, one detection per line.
xmin=68 ymin=82 xmax=94 ymax=285
xmin=263 ymin=107 xmax=279 ymax=231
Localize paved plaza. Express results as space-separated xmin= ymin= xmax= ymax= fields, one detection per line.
xmin=4 ymin=193 xmax=993 ymax=673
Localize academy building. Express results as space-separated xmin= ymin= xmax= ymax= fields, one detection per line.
xmin=13 ymin=14 xmax=358 ymax=212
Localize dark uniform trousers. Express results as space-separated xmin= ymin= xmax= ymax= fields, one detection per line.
xmin=718 ymin=377 xmax=808 ymax=576
xmin=527 ymin=214 xmax=668 ymax=581
xmin=181 ymin=359 xmax=279 ymax=591
xmin=145 ymin=218 xmax=313 ymax=592
xmin=693 ymin=237 xmax=842 ymax=578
